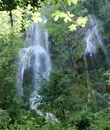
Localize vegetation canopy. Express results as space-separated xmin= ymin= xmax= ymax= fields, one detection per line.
xmin=0 ymin=0 xmax=110 ymax=129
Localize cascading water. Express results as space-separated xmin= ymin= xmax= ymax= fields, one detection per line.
xmin=17 ymin=21 xmax=58 ymax=122
xmin=85 ymin=14 xmax=105 ymax=56
xmin=16 ymin=21 xmax=57 ymax=118
xmin=17 ymin=21 xmax=51 ymax=95
xmin=85 ymin=14 xmax=110 ymax=105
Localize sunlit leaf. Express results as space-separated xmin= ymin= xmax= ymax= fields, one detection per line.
xmin=67 ymin=11 xmax=74 ymax=17
xmin=54 ymin=16 xmax=59 ymax=21
xmin=52 ymin=10 xmax=60 ymax=17
xmin=64 ymin=16 xmax=72 ymax=23
xmin=36 ymin=12 xmax=41 ymax=17
xmin=76 ymin=16 xmax=88 ymax=27
xmin=67 ymin=0 xmax=72 ymax=6
xmin=27 ymin=4 xmax=32 ymax=10
xmin=67 ymin=0 xmax=78 ymax=5
xmin=72 ymin=0 xmax=78 ymax=5
xmin=68 ymin=24 xmax=77 ymax=31
xmin=32 ymin=12 xmax=43 ymax=23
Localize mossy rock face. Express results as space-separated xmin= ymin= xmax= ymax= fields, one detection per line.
xmin=23 ymin=67 xmax=33 ymax=87
xmin=22 ymin=67 xmax=34 ymax=101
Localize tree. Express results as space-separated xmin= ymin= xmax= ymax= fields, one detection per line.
xmin=39 ymin=69 xmax=87 ymax=120
xmin=43 ymin=0 xmax=88 ymax=31
xmin=0 ymin=0 xmax=44 ymax=26
xmin=0 ymin=12 xmax=24 ymax=110
xmin=0 ymin=0 xmax=88 ymax=30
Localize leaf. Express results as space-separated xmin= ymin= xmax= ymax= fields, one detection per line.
xmin=76 ymin=16 xmax=88 ymax=27
xmin=36 ymin=12 xmax=41 ymax=17
xmin=68 ymin=24 xmax=77 ymax=31
xmin=67 ymin=0 xmax=72 ymax=6
xmin=27 ymin=4 xmax=32 ymax=10
xmin=72 ymin=0 xmax=78 ymax=5
xmin=63 ymin=12 xmax=73 ymax=23
xmin=52 ymin=10 xmax=60 ymax=17
xmin=52 ymin=10 xmax=74 ymax=23
xmin=54 ymin=16 xmax=59 ymax=21
xmin=64 ymin=16 xmax=72 ymax=23
xmin=32 ymin=12 xmax=43 ymax=23
xmin=67 ymin=11 xmax=74 ymax=17
xmin=67 ymin=0 xmax=78 ymax=6
xmin=60 ymin=12 xmax=66 ymax=17
xmin=52 ymin=10 xmax=61 ymax=21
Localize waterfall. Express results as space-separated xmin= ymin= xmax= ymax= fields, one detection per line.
xmin=16 ymin=21 xmax=58 ymax=122
xmin=84 ymin=15 xmax=110 ymax=105
xmin=17 ymin=21 xmax=51 ymax=106
xmin=85 ymin=15 xmax=105 ymax=56
xmin=84 ymin=14 xmax=109 ymax=72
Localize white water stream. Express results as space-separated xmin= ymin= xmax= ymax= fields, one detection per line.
xmin=85 ymin=15 xmax=110 ymax=105
xmin=85 ymin=15 xmax=105 ymax=56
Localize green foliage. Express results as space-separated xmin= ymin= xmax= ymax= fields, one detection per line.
xmin=91 ymin=108 xmax=110 ymax=130
xmin=0 ymin=109 xmax=45 ymax=130
xmin=72 ymin=111 xmax=92 ymax=130
xmin=39 ymin=69 xmax=87 ymax=120
xmin=0 ymin=109 xmax=11 ymax=130
xmin=0 ymin=107 xmax=110 ymax=130
xmin=52 ymin=10 xmax=88 ymax=31
xmin=0 ymin=0 xmax=43 ymax=11
xmin=0 ymin=0 xmax=45 ymax=27
xmin=43 ymin=7 xmax=85 ymax=70
xmin=9 ymin=109 xmax=45 ymax=130
xmin=0 ymin=0 xmax=88 ymax=30
xmin=40 ymin=1 xmax=87 ymax=72
xmin=104 ymin=70 xmax=110 ymax=85
xmin=0 ymin=0 xmax=110 ymax=130
xmin=50 ymin=0 xmax=88 ymax=31
xmin=0 ymin=25 xmax=24 ymax=109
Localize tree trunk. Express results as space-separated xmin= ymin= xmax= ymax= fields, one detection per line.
xmin=9 ymin=10 xmax=13 ymax=27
